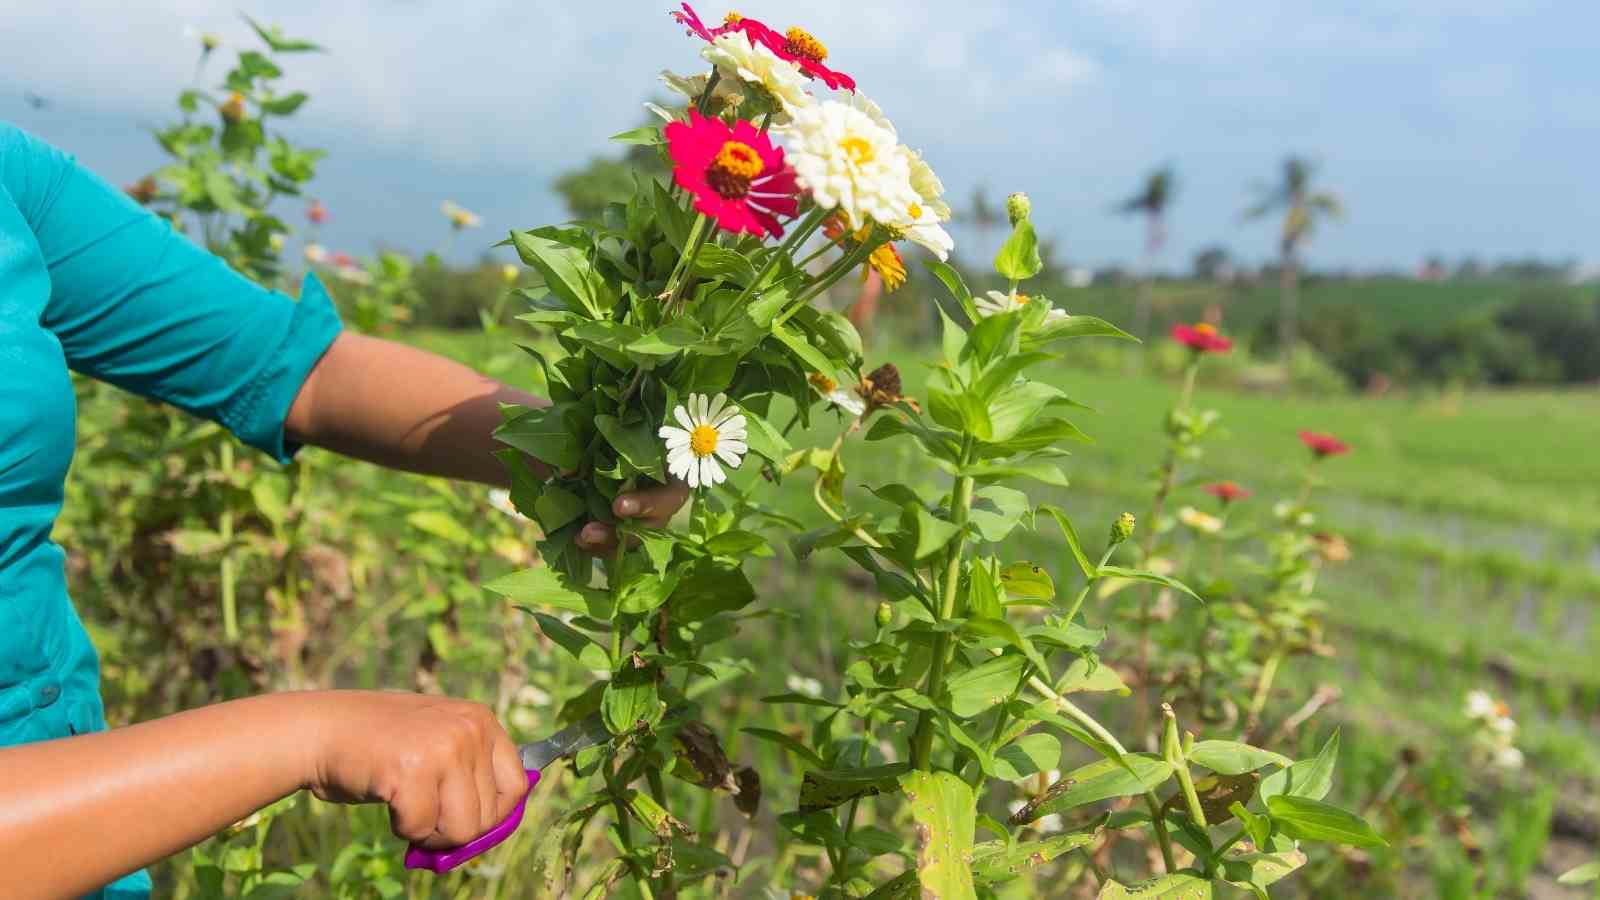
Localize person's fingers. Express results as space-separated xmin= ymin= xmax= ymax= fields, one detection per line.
xmin=387 ymin=757 xmax=442 ymax=844
xmin=432 ymin=766 xmax=484 ymax=847
xmin=614 ymin=480 xmax=690 ymax=526
xmin=488 ymin=720 xmax=529 ymax=821
xmin=471 ymin=733 xmax=498 ymax=834
xmin=574 ymin=521 xmax=618 ymax=555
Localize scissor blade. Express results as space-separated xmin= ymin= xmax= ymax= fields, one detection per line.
xmin=519 ymin=713 xmax=613 ymax=771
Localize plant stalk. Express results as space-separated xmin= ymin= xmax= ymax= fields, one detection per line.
xmin=911 ymin=438 xmax=976 ymax=771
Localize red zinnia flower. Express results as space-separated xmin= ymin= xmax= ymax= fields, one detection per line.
xmin=670 ymin=4 xmax=856 ymax=92
xmin=1203 ymin=481 xmax=1250 ymax=504
xmin=665 ymin=112 xmax=799 ymax=238
xmin=307 ymin=199 xmax=328 ymax=225
xmin=1171 ymin=322 xmax=1233 ymax=354
xmin=1298 ymin=430 xmax=1350 ymax=458
xmin=669 ymin=3 xmax=740 ymax=41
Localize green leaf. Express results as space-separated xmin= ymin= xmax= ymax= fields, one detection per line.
xmin=497 ymin=406 xmax=583 ymax=471
xmin=986 ymin=382 xmax=1067 ymax=443
xmin=926 ymin=259 xmax=975 ymax=315
xmin=1096 ymin=566 xmax=1204 ymax=603
xmin=609 ymin=125 xmax=663 ymax=145
xmin=992 ymin=732 xmax=1061 ymax=781
xmin=901 ymin=503 xmax=962 ymax=560
xmin=1095 ymin=873 xmax=1213 ymax=899
xmin=627 ymin=319 xmax=705 ymax=357
xmin=405 ymin=510 xmax=473 ymax=546
xmin=593 ymin=414 xmax=665 ymax=481
xmin=1259 ymin=729 xmax=1339 ymax=802
xmin=1266 ymin=795 xmax=1388 ymax=848
xmin=800 ymin=764 xmax=910 ymax=812
xmin=602 ymin=657 xmax=662 ymax=735
xmin=969 ymin=485 xmax=1031 ymax=543
xmin=1558 ymin=862 xmax=1600 ymax=885
xmin=242 ymin=15 xmax=323 ymax=52
xmin=525 ymin=611 xmax=606 ymax=668
xmin=670 ymin=558 xmax=756 ymax=621
xmin=483 ymin=567 xmax=612 ymax=617
xmin=740 ymin=727 xmax=827 ymax=770
xmin=1054 ymin=656 xmax=1131 ymax=695
xmin=864 ymin=871 xmax=919 ymax=900
xmin=946 ymin=653 xmax=1030 ymax=718
xmin=1228 ymin=802 xmax=1273 ymax=853
xmin=770 ymin=322 xmax=842 ymax=381
xmin=1187 ymin=741 xmax=1292 ymax=775
xmin=994 ymin=219 xmax=1042 ymax=282
xmin=971 ymin=820 xmax=1104 ymax=885
xmin=1026 ymin=315 xmax=1138 ymax=346
xmin=1011 ymin=755 xmax=1173 ymax=822
xmin=962 ymin=459 xmax=1070 ymax=487
xmin=737 ymin=403 xmax=791 ymax=464
xmin=511 ymin=231 xmax=615 ymax=318
xmin=690 ymin=244 xmax=758 ymax=284
xmin=999 ymin=562 xmax=1055 ymax=602
xmin=1218 ymin=848 xmax=1307 ymax=891
xmin=1038 ymin=504 xmax=1096 ymax=580
xmin=900 ymin=770 xmax=978 ymax=900
xmin=535 ymin=485 xmax=586 ymax=533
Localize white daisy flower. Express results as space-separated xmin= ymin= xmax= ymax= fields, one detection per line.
xmin=659 ymin=393 xmax=748 ymax=489
xmin=975 ymin=290 xmax=1068 ymax=323
xmin=701 ymin=33 xmax=814 ymax=124
xmin=778 ymin=99 xmax=920 ymax=232
xmin=441 ymin=200 xmax=482 ymax=230
xmin=1464 ymin=690 xmax=1497 ymax=720
xmin=827 ymin=389 xmax=866 ymax=416
xmin=1178 ymin=506 xmax=1224 ymax=535
xmin=303 ymin=242 xmax=328 ymax=264
xmin=1492 ymin=745 xmax=1524 ymax=770
xmin=786 ymin=674 xmax=823 ymax=698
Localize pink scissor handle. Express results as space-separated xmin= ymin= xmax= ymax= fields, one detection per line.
xmin=403 ymin=768 xmax=541 ymax=873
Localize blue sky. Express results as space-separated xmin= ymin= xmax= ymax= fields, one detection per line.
xmin=3 ymin=0 xmax=1595 ymax=272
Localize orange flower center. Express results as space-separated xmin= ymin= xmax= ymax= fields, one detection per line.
xmin=724 ymin=12 xmax=743 ymax=25
xmin=706 ymin=140 xmax=763 ymax=199
xmin=689 ymin=424 xmax=720 ymax=457
xmin=839 ymin=136 xmax=875 ymax=166
xmin=1012 ymin=293 xmax=1029 ymax=306
xmin=808 ymin=372 xmax=839 ymax=393
xmin=784 ymin=26 xmax=828 ymax=62
xmin=1194 ymin=323 xmax=1217 ymax=336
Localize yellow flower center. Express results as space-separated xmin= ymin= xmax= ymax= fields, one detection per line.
xmin=706 ymin=140 xmax=763 ymax=199
xmin=1013 ymin=293 xmax=1029 ymax=306
xmin=784 ymin=26 xmax=828 ymax=62
xmin=724 ymin=12 xmax=743 ymax=25
xmin=839 ymin=136 xmax=875 ymax=166
xmin=1194 ymin=323 xmax=1217 ymax=336
xmin=808 ymin=372 xmax=838 ymax=393
xmin=908 ymin=202 xmax=924 ymax=220
xmin=689 ymin=424 xmax=720 ymax=457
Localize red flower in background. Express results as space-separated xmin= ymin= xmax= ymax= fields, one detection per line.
xmin=665 ymin=112 xmax=799 ymax=238
xmin=1203 ymin=481 xmax=1250 ymax=504
xmin=1171 ymin=322 xmax=1233 ymax=354
xmin=330 ymin=251 xmax=355 ymax=268
xmin=1298 ymin=430 xmax=1350 ymax=458
xmin=306 ymin=199 xmax=328 ymax=225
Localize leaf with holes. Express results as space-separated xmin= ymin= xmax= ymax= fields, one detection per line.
xmin=900 ymin=770 xmax=978 ymax=900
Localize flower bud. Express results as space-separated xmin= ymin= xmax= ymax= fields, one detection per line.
xmin=1006 ymin=192 xmax=1031 ymax=226
xmin=1109 ymin=512 xmax=1136 ymax=546
xmin=1160 ymin=703 xmax=1182 ymax=763
xmin=201 ymin=32 xmax=222 ymax=53
xmin=875 ymin=601 xmax=893 ymax=630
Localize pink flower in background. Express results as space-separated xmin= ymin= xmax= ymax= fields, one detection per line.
xmin=306 ymin=199 xmax=328 ymax=224
xmin=1203 ymin=481 xmax=1250 ymax=504
xmin=1171 ymin=322 xmax=1233 ymax=354
xmin=665 ymin=112 xmax=798 ymax=238
xmin=1299 ymin=430 xmax=1351 ymax=458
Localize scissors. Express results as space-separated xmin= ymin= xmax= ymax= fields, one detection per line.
xmin=401 ymin=712 xmax=615 ymax=873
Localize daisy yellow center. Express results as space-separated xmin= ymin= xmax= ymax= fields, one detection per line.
xmin=706 ymin=141 xmax=763 ymax=199
xmin=784 ymin=27 xmax=828 ymax=62
xmin=908 ymin=202 xmax=924 ymax=219
xmin=689 ymin=424 xmax=720 ymax=457
xmin=808 ymin=372 xmax=838 ymax=393
xmin=1012 ymin=293 xmax=1029 ymax=306
xmin=839 ymin=136 xmax=875 ymax=166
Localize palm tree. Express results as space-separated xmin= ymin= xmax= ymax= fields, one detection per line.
xmin=1243 ymin=157 xmax=1344 ymax=356
xmin=1117 ymin=166 xmax=1176 ymax=340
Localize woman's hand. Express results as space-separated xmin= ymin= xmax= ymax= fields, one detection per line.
xmin=574 ymin=480 xmax=692 ymax=555
xmin=306 ymin=691 xmax=529 ymax=849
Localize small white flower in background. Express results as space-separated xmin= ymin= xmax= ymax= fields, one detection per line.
xmin=488 ymin=489 xmax=529 ymax=521
xmin=1464 ymin=690 xmax=1497 ymax=720
xmin=1009 ymin=769 xmax=1064 ymax=833
xmin=1272 ymin=500 xmax=1316 ymax=528
xmin=1464 ymin=689 xmax=1523 ymax=772
xmin=303 ymin=243 xmax=327 ymax=264
xmin=975 ymin=290 xmax=1068 ymax=323
xmin=1493 ymin=745 xmax=1525 ymax=770
xmin=1488 ymin=714 xmax=1517 ymax=737
xmin=441 ymin=200 xmax=482 ymax=230
xmin=786 ymin=674 xmax=823 ymax=698
xmin=659 ymin=393 xmax=748 ymax=488
xmin=808 ymin=372 xmax=866 ymax=416
xmin=1178 ymin=506 xmax=1224 ymax=535
xmin=334 ymin=263 xmax=373 ymax=287
xmin=701 ymin=33 xmax=814 ymax=123
xmin=509 ymin=683 xmax=552 ymax=733
xmin=779 ymin=99 xmax=918 ymax=232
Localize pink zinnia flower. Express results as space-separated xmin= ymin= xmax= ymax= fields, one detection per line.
xmin=670 ymin=4 xmax=856 ymax=92
xmin=330 ymin=251 xmax=355 ymax=269
xmin=1171 ymin=322 xmax=1233 ymax=354
xmin=306 ymin=199 xmax=328 ymax=225
xmin=1202 ymin=481 xmax=1250 ymax=504
xmin=665 ymin=112 xmax=798 ymax=238
xmin=1298 ymin=430 xmax=1350 ymax=458
xmin=668 ymin=3 xmax=740 ymax=41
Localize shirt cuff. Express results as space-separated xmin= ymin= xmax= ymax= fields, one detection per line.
xmin=228 ymin=273 xmax=344 ymax=463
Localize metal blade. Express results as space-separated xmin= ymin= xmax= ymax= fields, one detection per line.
xmin=519 ymin=713 xmax=613 ymax=771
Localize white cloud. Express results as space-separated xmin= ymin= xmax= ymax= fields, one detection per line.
xmin=1029 ymin=48 xmax=1101 ymax=87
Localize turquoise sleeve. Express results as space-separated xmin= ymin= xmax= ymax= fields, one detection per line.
xmin=6 ymin=124 xmax=342 ymax=463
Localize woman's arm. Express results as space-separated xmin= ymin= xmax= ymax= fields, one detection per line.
xmin=284 ymin=333 xmax=688 ymax=552
xmin=0 ymin=691 xmax=526 ymax=900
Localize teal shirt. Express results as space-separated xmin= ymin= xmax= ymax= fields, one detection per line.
xmin=0 ymin=122 xmax=342 ymax=897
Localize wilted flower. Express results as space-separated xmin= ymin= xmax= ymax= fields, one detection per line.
xmin=1312 ymin=532 xmax=1351 ymax=562
xmin=1203 ymin=481 xmax=1250 ymax=504
xmin=659 ymin=393 xmax=749 ymax=488
xmin=306 ymin=199 xmax=328 ymax=225
xmin=975 ymin=290 xmax=1068 ymax=323
xmin=809 ymin=371 xmax=867 ymax=415
xmin=857 ymin=363 xmax=916 ymax=413
xmin=702 ymin=31 xmax=814 ymax=123
xmin=441 ymin=201 xmax=482 ymax=230
xmin=1171 ymin=322 xmax=1233 ymax=354
xmin=669 ymin=3 xmax=742 ymax=42
xmin=124 ymin=176 xmax=159 ymax=205
xmin=303 ymin=243 xmax=328 ymax=264
xmin=1298 ymin=430 xmax=1350 ymax=458
xmin=780 ymin=100 xmax=918 ymax=232
xmin=1177 ymin=506 xmax=1224 ymax=535
xmin=666 ymin=112 xmax=799 ymax=238
xmin=658 ymin=69 xmax=746 ymax=117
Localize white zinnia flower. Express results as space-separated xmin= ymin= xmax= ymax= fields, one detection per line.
xmin=441 ymin=200 xmax=481 ymax=229
xmin=975 ymin=290 xmax=1068 ymax=323
xmin=303 ymin=243 xmax=327 ymax=264
xmin=779 ymin=99 xmax=919 ymax=231
xmin=1464 ymin=690 xmax=1497 ymax=720
xmin=658 ymin=393 xmax=748 ymax=488
xmin=701 ymin=33 xmax=814 ymax=124
xmin=1178 ymin=506 xmax=1224 ymax=535
xmin=904 ymin=147 xmax=952 ymax=221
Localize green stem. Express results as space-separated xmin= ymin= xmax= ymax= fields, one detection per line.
xmin=1062 ymin=545 xmax=1117 ymax=625
xmin=707 ymin=206 xmax=825 ymax=337
xmin=663 ymin=213 xmax=710 ymax=306
xmin=910 ymin=437 xmax=976 ymax=771
xmin=1244 ymin=644 xmax=1286 ymax=737
xmin=773 ymin=233 xmax=881 ymax=327
xmin=646 ymin=769 xmax=675 ymax=897
xmin=695 ymin=68 xmax=721 ymax=115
